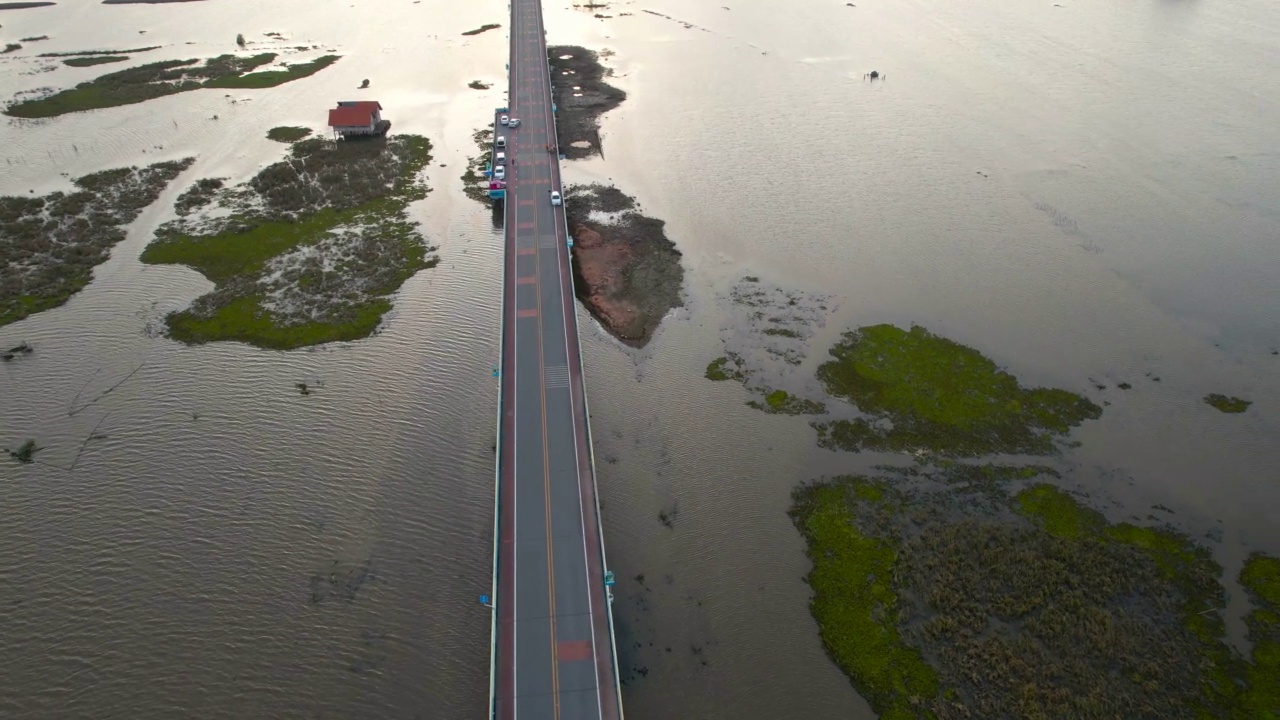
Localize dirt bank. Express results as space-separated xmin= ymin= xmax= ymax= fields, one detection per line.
xmin=547 ymin=45 xmax=625 ymax=160
xmin=565 ymin=184 xmax=682 ymax=347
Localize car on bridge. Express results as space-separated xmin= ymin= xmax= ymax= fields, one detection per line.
xmin=499 ymin=114 xmax=509 ymax=125
xmin=550 ymin=190 xmax=562 ymax=206
xmin=508 ymin=118 xmax=521 ymax=128
xmin=493 ymin=165 xmax=506 ymax=180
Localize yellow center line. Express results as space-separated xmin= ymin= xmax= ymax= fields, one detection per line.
xmin=532 ymin=142 xmax=563 ymax=720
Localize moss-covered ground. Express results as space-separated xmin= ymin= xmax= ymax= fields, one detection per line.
xmin=746 ymin=389 xmax=826 ymax=415
xmin=141 ymin=135 xmax=436 ymax=349
xmin=705 ymin=354 xmax=746 ymax=382
xmin=790 ymin=478 xmax=939 ymax=720
xmin=1238 ymin=554 xmax=1280 ymax=717
xmin=266 ymin=126 xmax=311 ymax=143
xmin=461 ymin=23 xmax=501 ymax=36
xmin=1 ymin=158 xmax=194 ymax=327
xmin=38 ymin=45 xmax=161 ymax=57
xmin=62 ymin=55 xmax=128 ymax=67
xmin=6 ymin=53 xmax=340 ymax=118
xmin=792 ymin=472 xmax=1280 ymax=719
xmin=813 ymin=324 xmax=1101 ymax=456
xmin=1205 ymin=393 xmax=1252 ymax=414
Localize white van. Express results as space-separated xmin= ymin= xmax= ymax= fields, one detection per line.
xmin=496 ymin=135 xmax=507 ymax=148
xmin=495 ymin=152 xmax=506 ymax=165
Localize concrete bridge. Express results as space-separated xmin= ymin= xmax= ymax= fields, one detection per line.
xmin=486 ymin=0 xmax=625 ymax=717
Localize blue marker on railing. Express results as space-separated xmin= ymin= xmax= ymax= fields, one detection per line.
xmin=480 ymin=594 xmax=493 ymax=608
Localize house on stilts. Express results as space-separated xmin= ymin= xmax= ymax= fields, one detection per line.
xmin=327 ymin=101 xmax=391 ymax=140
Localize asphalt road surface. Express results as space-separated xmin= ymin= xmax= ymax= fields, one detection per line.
xmin=491 ymin=0 xmax=623 ymax=717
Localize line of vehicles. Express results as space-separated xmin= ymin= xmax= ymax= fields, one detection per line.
xmin=492 ymin=112 xmax=561 ymax=205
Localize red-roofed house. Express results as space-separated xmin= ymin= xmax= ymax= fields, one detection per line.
xmin=327 ymin=101 xmax=391 ymax=140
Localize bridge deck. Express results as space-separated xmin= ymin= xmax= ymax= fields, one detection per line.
xmin=490 ymin=0 xmax=623 ymax=717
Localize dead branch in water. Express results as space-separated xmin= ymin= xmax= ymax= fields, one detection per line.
xmin=30 ymin=412 xmax=111 ymax=472
xmin=68 ymin=363 xmax=145 ymax=417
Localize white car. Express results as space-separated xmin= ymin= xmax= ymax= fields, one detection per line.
xmin=499 ymin=115 xmax=509 ymax=126
xmin=508 ymin=118 xmax=521 ymax=128
xmin=550 ymin=191 xmax=562 ymax=206
xmin=493 ymin=165 xmax=505 ymax=180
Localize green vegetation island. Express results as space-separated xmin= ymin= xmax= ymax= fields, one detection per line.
xmin=141 ymin=134 xmax=437 ymax=349
xmin=62 ymin=55 xmax=129 ymax=67
xmin=1205 ymin=393 xmax=1253 ymax=414
xmin=266 ymin=125 xmax=311 ymax=143
xmin=5 ymin=53 xmax=340 ymax=118
xmin=813 ymin=324 xmax=1101 ymax=456
xmin=791 ymin=470 xmax=1280 ymax=719
xmin=461 ymin=23 xmax=501 ymax=36
xmin=1 ymin=159 xmax=194 ymax=327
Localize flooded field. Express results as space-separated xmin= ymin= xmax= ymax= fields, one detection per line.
xmin=1 ymin=0 xmax=1278 ymax=718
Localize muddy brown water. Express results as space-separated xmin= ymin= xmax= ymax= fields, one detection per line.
xmin=1 ymin=0 xmax=1278 ymax=718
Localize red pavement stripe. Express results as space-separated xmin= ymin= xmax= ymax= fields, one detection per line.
xmin=517 ymin=308 xmax=538 ymax=318
xmin=557 ymin=639 xmax=594 ymax=663
xmin=517 ymin=248 xmax=536 ymax=256
xmin=519 ymin=199 xmax=534 ymax=206
xmin=517 ymin=276 xmax=536 ymax=285
xmin=518 ymin=221 xmax=535 ymax=229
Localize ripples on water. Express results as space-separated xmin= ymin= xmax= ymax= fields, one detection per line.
xmin=1 ymin=0 xmax=1278 ymax=717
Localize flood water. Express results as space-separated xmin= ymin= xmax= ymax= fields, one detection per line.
xmin=1 ymin=0 xmax=1278 ymax=717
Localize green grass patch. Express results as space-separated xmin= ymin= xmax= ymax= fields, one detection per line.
xmin=39 ymin=45 xmax=161 ymax=57
xmin=1015 ymin=483 xmax=1252 ymax=712
xmin=164 ymin=293 xmax=394 ymax=350
xmin=1205 ymin=393 xmax=1252 ymax=414
xmin=141 ymin=136 xmax=436 ymax=350
xmin=461 ymin=23 xmax=501 ymax=36
xmin=790 ymin=479 xmax=940 ymax=719
xmin=747 ymin=388 xmax=826 ymax=415
xmin=814 ymin=324 xmax=1101 ymax=456
xmin=6 ymin=53 xmax=340 ymax=118
xmin=795 ymin=475 xmax=1280 ymax=719
xmin=266 ymin=125 xmax=311 ymax=143
xmin=62 ymin=55 xmax=129 ymax=67
xmin=1238 ymin=553 xmax=1280 ymax=719
xmin=762 ymin=326 xmax=800 ymax=338
xmin=2 ymin=159 xmax=194 ymax=327
xmin=205 ymin=54 xmax=339 ymax=89
xmin=1014 ymin=483 xmax=1105 ymax=539
xmin=705 ymin=354 xmax=746 ymax=382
